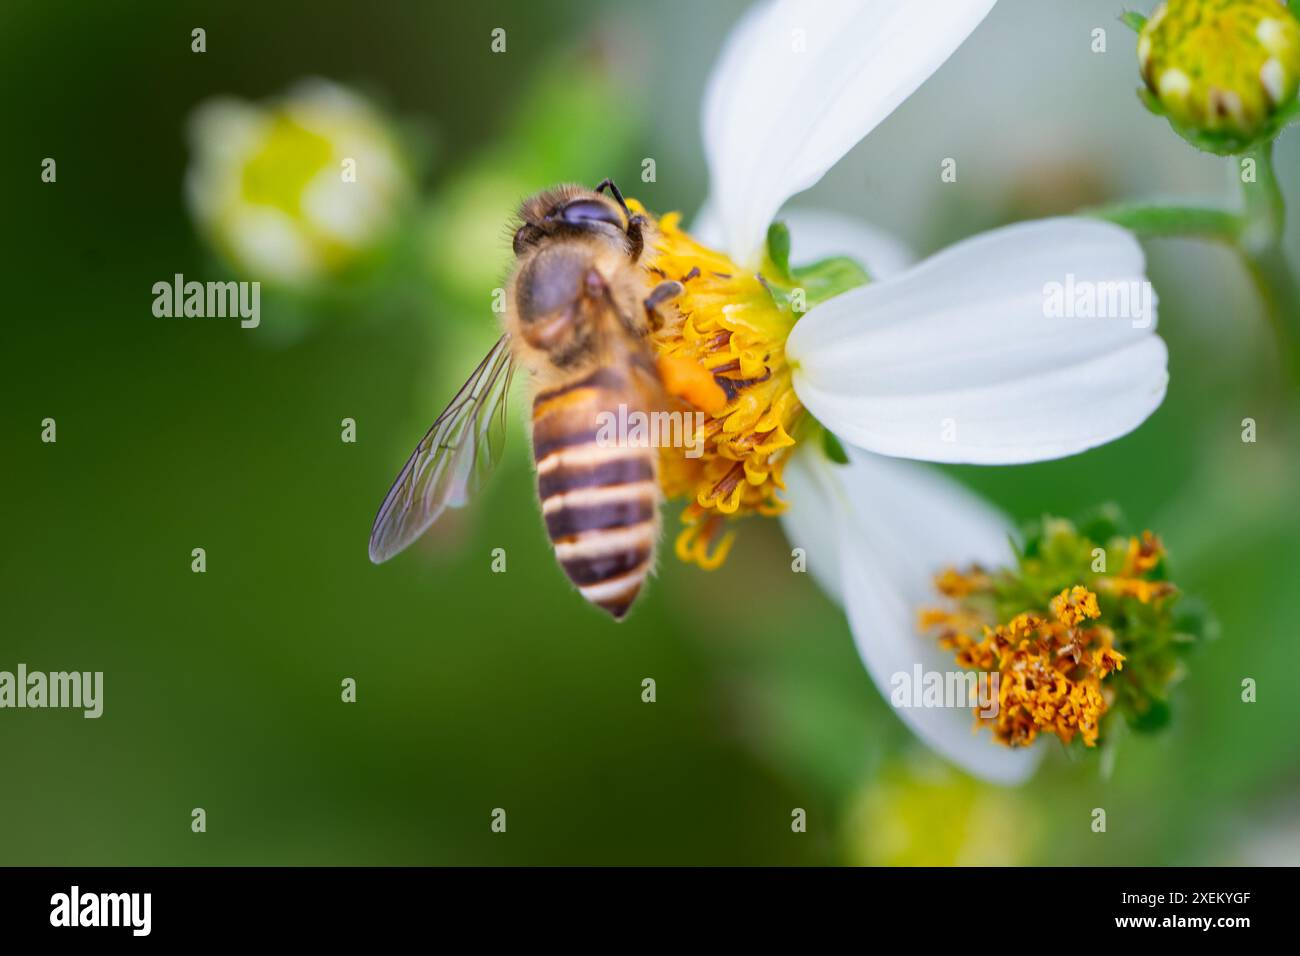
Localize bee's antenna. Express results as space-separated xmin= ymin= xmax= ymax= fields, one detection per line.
xmin=595 ymin=178 xmax=645 ymax=263
xmin=594 ymin=178 xmax=630 ymax=217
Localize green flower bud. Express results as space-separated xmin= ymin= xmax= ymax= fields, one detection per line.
xmin=1138 ymin=0 xmax=1300 ymax=152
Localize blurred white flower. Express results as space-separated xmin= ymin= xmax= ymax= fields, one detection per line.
xmin=674 ymin=0 xmax=1170 ymax=783
xmin=185 ymin=78 xmax=410 ymax=284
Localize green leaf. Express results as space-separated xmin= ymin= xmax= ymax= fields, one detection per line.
xmin=1076 ymin=503 xmax=1124 ymax=545
xmin=1173 ymin=598 xmax=1217 ymax=644
xmin=1088 ymin=202 xmax=1243 ymax=242
xmin=1124 ymin=695 xmax=1171 ymax=733
xmin=765 ymin=221 xmax=792 ymax=282
xmin=1136 ymin=86 xmax=1164 ymax=118
xmin=1150 ymin=99 xmax=1299 ymax=157
xmin=791 ymin=255 xmax=871 ymax=308
xmin=1019 ymin=520 xmax=1045 ymax=560
xmin=1119 ymin=11 xmax=1147 ymax=33
xmin=1271 ymin=97 xmax=1300 ymax=133
xmin=821 ymin=429 xmax=849 ymax=465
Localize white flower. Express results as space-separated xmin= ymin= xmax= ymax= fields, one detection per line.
xmin=688 ymin=0 xmax=1170 ymax=783
xmin=185 ymin=78 xmax=410 ymax=285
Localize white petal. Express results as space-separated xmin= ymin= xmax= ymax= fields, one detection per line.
xmin=787 ymin=218 xmax=1168 ymax=464
xmin=686 ymin=199 xmax=723 ymax=250
xmin=184 ymin=98 xmax=268 ymax=223
xmin=225 ymin=207 xmax=320 ymax=283
xmin=778 ymin=446 xmax=845 ymax=605
xmin=702 ymin=0 xmax=997 ymax=267
xmin=781 ymin=207 xmax=915 ymax=279
xmin=788 ymin=446 xmax=1041 ymax=784
xmin=688 ymin=204 xmax=914 ymax=280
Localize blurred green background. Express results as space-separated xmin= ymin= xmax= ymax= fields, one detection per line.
xmin=2 ymin=0 xmax=1298 ymax=865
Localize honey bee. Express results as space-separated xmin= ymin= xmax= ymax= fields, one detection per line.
xmin=368 ymin=179 xmax=687 ymax=619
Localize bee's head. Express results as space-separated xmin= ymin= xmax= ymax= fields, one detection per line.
xmin=512 ymin=186 xmax=629 ymax=256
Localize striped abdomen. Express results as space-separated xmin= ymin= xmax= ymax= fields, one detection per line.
xmin=532 ymin=368 xmax=659 ymax=620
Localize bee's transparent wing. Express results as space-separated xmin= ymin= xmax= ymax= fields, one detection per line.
xmin=368 ymin=334 xmax=516 ymax=563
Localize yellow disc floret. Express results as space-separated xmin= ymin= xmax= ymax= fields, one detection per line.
xmin=926 ymin=586 xmax=1124 ymax=749
xmin=915 ymin=520 xmax=1194 ymax=753
xmin=633 ymin=204 xmax=805 ymax=569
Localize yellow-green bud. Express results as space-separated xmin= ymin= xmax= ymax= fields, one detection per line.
xmin=1139 ymin=0 xmax=1300 ymax=147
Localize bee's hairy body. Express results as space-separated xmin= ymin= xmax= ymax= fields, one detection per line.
xmin=367 ymin=180 xmax=684 ymax=621
xmin=505 ymin=184 xmax=669 ymax=619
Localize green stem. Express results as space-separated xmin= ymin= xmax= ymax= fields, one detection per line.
xmin=1089 ymin=203 xmax=1243 ymax=243
xmin=1240 ymin=140 xmax=1285 ymax=250
xmin=1088 ymin=139 xmax=1300 ymax=388
xmin=1239 ymin=141 xmax=1300 ymax=386
xmin=1244 ymin=246 xmax=1300 ymax=334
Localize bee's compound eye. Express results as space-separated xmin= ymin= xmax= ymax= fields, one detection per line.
xmin=558 ymin=199 xmax=623 ymax=230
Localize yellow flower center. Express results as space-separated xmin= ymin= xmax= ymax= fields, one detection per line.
xmin=240 ymin=114 xmax=334 ymax=215
xmin=1140 ymin=0 xmax=1300 ymax=138
xmin=921 ymin=523 xmax=1196 ymax=753
xmin=923 ymin=584 xmax=1125 ymax=749
xmin=633 ymin=205 xmax=804 ymax=569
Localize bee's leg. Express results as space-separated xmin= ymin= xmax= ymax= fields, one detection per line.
xmin=625 ymin=214 xmax=646 ymax=262
xmin=645 ymin=279 xmax=683 ymax=310
xmin=595 ymin=178 xmax=646 ymax=262
xmin=643 ymin=279 xmax=684 ymax=331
